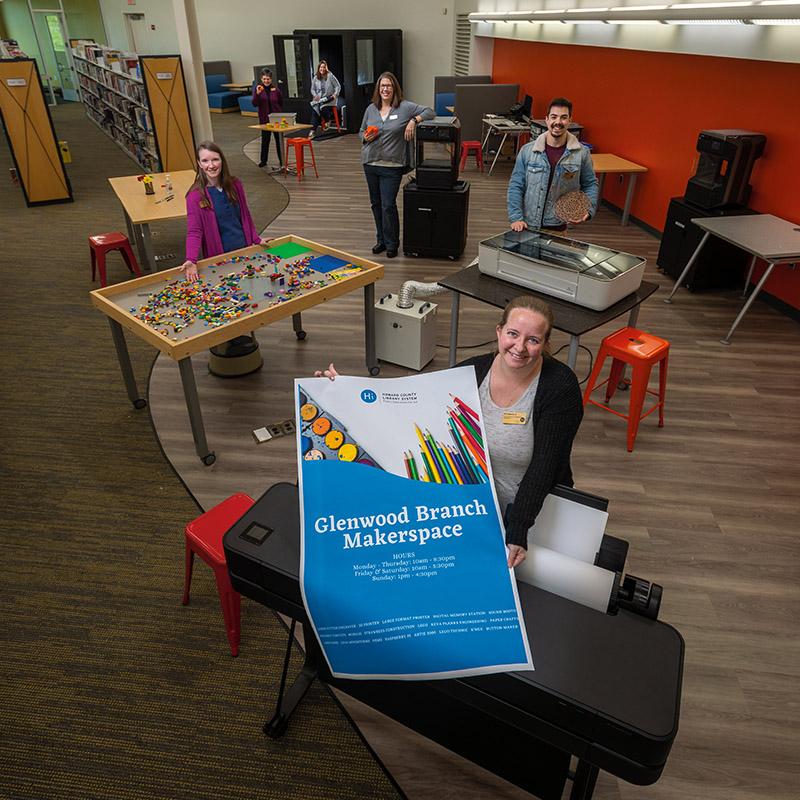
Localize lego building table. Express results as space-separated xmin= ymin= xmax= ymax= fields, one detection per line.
xmin=107 ymin=169 xmax=196 ymax=271
xmin=90 ymin=237 xmax=383 ymax=465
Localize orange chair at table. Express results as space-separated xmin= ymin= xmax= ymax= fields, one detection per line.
xmin=583 ymin=327 xmax=669 ymax=452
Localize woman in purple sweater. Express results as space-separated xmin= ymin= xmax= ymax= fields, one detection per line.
xmin=251 ymin=68 xmax=283 ymax=168
xmin=180 ymin=141 xmax=262 ymax=282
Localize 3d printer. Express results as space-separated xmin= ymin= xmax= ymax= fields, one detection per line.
xmin=415 ymin=116 xmax=460 ymax=191
xmin=684 ymin=129 xmax=766 ymax=209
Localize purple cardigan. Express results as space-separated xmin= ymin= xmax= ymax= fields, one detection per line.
xmin=185 ymin=178 xmax=261 ymax=263
xmin=251 ymin=84 xmax=283 ymax=124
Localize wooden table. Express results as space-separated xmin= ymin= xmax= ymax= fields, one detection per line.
xmin=221 ymin=82 xmax=252 ymax=91
xmin=108 ymin=169 xmax=195 ymax=270
xmin=481 ymin=116 xmax=531 ymax=176
xmin=249 ymin=122 xmax=313 ymax=175
xmin=439 ymin=263 xmax=658 ymax=371
xmin=590 ymin=154 xmax=648 ymax=227
xmin=664 ymin=213 xmax=800 ymax=344
xmin=90 ymin=236 xmax=384 ymax=465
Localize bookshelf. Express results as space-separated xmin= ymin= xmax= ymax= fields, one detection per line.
xmin=71 ymin=42 xmax=160 ymax=172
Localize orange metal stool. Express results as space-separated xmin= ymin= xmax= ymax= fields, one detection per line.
xmin=459 ymin=140 xmax=484 ymax=173
xmin=182 ymin=492 xmax=255 ymax=656
xmin=320 ymin=106 xmax=342 ymax=132
xmin=284 ymin=137 xmax=319 ymax=182
xmin=89 ymin=232 xmax=142 ymax=287
xmin=583 ymin=327 xmax=669 ymax=452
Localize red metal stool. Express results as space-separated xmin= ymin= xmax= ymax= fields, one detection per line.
xmin=459 ymin=140 xmax=484 ymax=173
xmin=182 ymin=492 xmax=255 ymax=656
xmin=319 ymin=106 xmax=342 ymax=133
xmin=583 ymin=327 xmax=669 ymax=452
xmin=284 ymin=137 xmax=319 ymax=182
xmin=89 ymin=232 xmax=142 ymax=288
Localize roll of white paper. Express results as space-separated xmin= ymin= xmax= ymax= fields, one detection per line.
xmin=528 ymin=494 xmax=608 ymax=565
xmin=515 ymin=544 xmax=616 ymax=613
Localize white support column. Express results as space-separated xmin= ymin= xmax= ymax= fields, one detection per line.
xmin=171 ymin=0 xmax=212 ymax=144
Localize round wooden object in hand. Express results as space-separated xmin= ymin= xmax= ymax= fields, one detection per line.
xmin=554 ymin=190 xmax=591 ymax=223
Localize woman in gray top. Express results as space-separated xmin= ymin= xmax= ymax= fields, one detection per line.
xmin=360 ymin=71 xmax=434 ymax=258
xmin=309 ymin=60 xmax=341 ymax=138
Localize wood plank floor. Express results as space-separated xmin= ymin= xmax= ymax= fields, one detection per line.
xmin=148 ymin=129 xmax=800 ymax=799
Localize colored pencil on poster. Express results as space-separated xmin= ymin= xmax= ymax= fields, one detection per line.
xmin=409 ymin=453 xmax=420 ymax=481
xmin=421 ymin=455 xmax=433 ymax=482
xmin=442 ymin=445 xmax=465 ymax=485
xmin=451 ymin=446 xmax=478 ymax=484
xmin=449 ymin=409 xmax=485 ymax=462
xmin=448 ymin=420 xmax=483 ymax=484
xmin=419 ymin=446 xmax=438 ymax=483
xmin=430 ymin=432 xmax=456 ymax=485
xmin=415 ymin=424 xmax=442 ymax=483
xmin=462 ymin=433 xmax=488 ymax=475
xmin=404 ymin=452 xmax=413 ymax=479
xmin=450 ymin=393 xmax=480 ymax=423
xmin=449 ymin=406 xmax=483 ymax=448
xmin=426 ymin=430 xmax=455 ymax=484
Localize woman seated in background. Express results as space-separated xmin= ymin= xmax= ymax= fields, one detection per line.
xmin=251 ymin=68 xmax=283 ymax=168
xmin=359 ymin=71 xmax=434 ymax=259
xmin=309 ymin=60 xmax=341 ymax=139
xmin=180 ymin=141 xmax=263 ymax=281
xmin=315 ymin=295 xmax=584 ymax=567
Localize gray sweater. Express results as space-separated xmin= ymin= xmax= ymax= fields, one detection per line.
xmin=359 ymin=100 xmax=435 ymax=167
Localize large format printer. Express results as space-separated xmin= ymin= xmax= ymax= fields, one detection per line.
xmin=478 ymin=228 xmax=646 ymax=311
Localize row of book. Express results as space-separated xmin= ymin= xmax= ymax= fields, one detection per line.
xmin=76 ymin=60 xmax=147 ymax=106
xmin=72 ymin=43 xmax=141 ymax=80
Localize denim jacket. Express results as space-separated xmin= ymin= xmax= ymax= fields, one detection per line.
xmin=507 ymin=133 xmax=599 ymax=229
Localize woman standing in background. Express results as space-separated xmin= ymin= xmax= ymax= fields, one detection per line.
xmin=360 ymin=71 xmax=434 ymax=258
xmin=252 ymin=68 xmax=283 ymax=168
xmin=309 ymin=60 xmax=341 ymax=138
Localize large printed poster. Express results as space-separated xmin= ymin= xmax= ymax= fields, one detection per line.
xmin=295 ymin=367 xmax=533 ymax=680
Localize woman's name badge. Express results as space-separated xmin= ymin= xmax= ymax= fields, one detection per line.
xmin=502 ymin=411 xmax=527 ymax=425
xmin=389 ymin=114 xmax=398 ymax=120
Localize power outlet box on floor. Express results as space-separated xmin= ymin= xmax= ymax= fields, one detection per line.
xmin=375 ymin=295 xmax=438 ymax=371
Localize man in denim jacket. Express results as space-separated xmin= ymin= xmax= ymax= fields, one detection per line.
xmin=507 ymin=97 xmax=598 ymax=232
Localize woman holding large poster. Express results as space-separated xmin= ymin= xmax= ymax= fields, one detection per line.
xmin=315 ymin=295 xmax=583 ymax=568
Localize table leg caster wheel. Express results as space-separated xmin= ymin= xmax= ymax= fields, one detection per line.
xmin=201 ymin=452 xmax=216 ymax=466
xmin=369 ymin=366 xmax=380 ymax=376
xmin=263 ymin=713 xmax=288 ymax=739
xmin=133 ymin=398 xmax=147 ymax=409
xmin=296 ymin=330 xmax=307 ymax=340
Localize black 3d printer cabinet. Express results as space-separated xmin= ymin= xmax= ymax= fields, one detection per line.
xmin=403 ymin=179 xmax=470 ymax=259
xmin=657 ymin=196 xmax=756 ymax=291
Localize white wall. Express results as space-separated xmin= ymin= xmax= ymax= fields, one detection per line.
xmin=99 ymin=0 xmax=179 ymax=55
xmin=456 ymin=0 xmax=800 ymax=64
xmin=98 ymin=0 xmax=457 ymax=104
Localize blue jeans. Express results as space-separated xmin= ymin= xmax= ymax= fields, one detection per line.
xmin=364 ymin=164 xmax=404 ymax=251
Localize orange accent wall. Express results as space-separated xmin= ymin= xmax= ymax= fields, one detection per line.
xmin=492 ymin=39 xmax=800 ymax=310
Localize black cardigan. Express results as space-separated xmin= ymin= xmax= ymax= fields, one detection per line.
xmin=457 ymin=353 xmax=583 ymax=548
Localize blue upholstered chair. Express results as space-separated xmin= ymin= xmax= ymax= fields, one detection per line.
xmin=238 ymin=81 xmax=258 ymax=115
xmin=435 ymin=91 xmax=455 ymax=116
xmin=205 ymin=74 xmax=240 ymax=113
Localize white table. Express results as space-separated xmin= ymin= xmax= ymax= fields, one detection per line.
xmin=481 ymin=117 xmax=531 ymax=176
xmin=664 ymin=214 xmax=800 ymax=344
